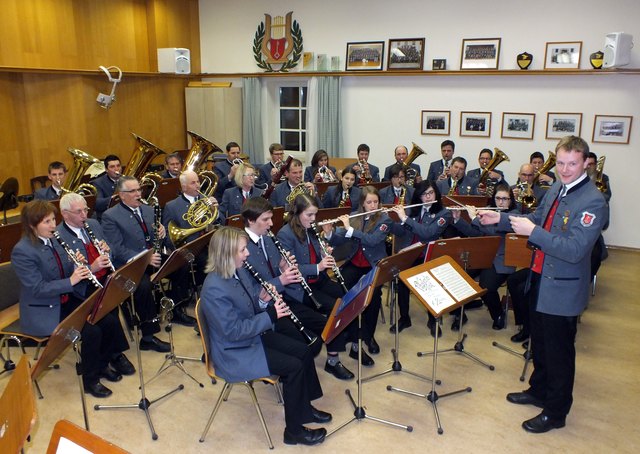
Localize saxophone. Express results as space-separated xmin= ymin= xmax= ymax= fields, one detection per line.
xmin=338 ymin=189 xmax=350 ymax=208
xmin=448 ymin=178 xmax=459 ymax=196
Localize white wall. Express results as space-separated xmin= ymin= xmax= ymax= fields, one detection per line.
xmin=199 ymin=0 xmax=640 ymax=248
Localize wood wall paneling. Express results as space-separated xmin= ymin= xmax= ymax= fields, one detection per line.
xmin=185 ymin=87 xmax=242 ymax=152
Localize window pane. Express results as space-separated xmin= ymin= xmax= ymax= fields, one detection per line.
xmin=300 ymin=87 xmax=307 ymax=107
xmin=301 ymin=132 xmax=306 ymax=152
xmin=301 ymin=109 xmax=306 ymax=129
xmin=279 ymin=87 xmax=299 ymax=107
xmin=280 ymin=109 xmax=299 ymax=129
xmin=281 ymin=131 xmax=300 ymax=151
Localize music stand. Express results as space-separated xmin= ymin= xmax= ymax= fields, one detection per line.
xmin=361 ymin=243 xmax=435 ymax=385
xmin=389 ymin=255 xmax=485 ymax=434
xmin=0 ymin=222 xmax=22 ymax=262
xmin=147 ymin=231 xmax=215 ymax=387
xmin=31 ymin=290 xmax=101 ymax=431
xmin=315 ymin=206 xmax=351 ymax=222
xmin=93 ymin=250 xmax=184 ymax=441
xmin=224 ymin=207 xmax=285 ymax=233
xmin=416 ymin=236 xmax=499 ymax=371
xmin=314 ymin=181 xmax=339 ymax=198
xmin=0 ymin=356 xmax=36 ymax=453
xmin=491 ymin=234 xmax=533 ymax=381
xmin=362 ymin=181 xmax=391 ymax=191
xmin=155 ymin=178 xmax=182 ymax=207
xmin=323 ymin=267 xmax=413 ymax=438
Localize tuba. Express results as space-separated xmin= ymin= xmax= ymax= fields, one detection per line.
xmin=184 ymin=130 xmax=221 ymax=197
xmin=594 ymin=156 xmax=608 ymax=193
xmin=124 ymin=134 xmax=166 ymax=205
xmin=61 ymin=148 xmax=100 ymax=196
xmin=404 ymin=142 xmax=426 ymax=187
xmin=479 ymin=148 xmax=510 ymax=196
xmin=531 ymin=151 xmax=556 ymax=187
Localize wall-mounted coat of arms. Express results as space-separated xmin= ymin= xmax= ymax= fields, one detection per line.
xmin=253 ymin=12 xmax=303 ymax=72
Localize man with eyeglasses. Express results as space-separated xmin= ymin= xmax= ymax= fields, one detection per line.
xmin=466 ymin=148 xmax=507 ymax=195
xmin=101 ymin=176 xmax=170 ymax=353
xmin=257 ymin=143 xmax=286 ymax=188
xmin=513 ymin=163 xmax=548 ymax=212
xmin=56 ymin=192 xmax=135 ymax=397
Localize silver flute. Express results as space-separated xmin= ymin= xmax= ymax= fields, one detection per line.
xmin=309 ymin=222 xmax=349 ymax=294
xmin=242 ymin=261 xmax=317 ymax=346
xmin=52 ymin=231 xmax=103 ymax=289
xmin=266 ymin=230 xmax=322 ymax=310
xmin=83 ymin=221 xmax=115 ymax=272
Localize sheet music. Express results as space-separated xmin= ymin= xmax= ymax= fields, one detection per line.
xmin=430 ymin=262 xmax=476 ymax=301
xmin=407 ymin=272 xmax=456 ymax=313
xmin=57 ymin=437 xmax=92 ymax=453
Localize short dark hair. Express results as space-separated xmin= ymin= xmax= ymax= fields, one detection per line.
xmin=104 ymin=154 xmax=120 ymax=168
xmin=441 ymin=140 xmax=455 ymax=150
xmin=479 ymin=148 xmax=493 ymax=158
xmin=165 ymin=152 xmax=183 ymax=164
xmin=269 ymin=143 xmax=284 ymax=154
xmin=451 ymin=156 xmax=467 ymax=168
xmin=226 ymin=141 xmax=240 ymax=152
xmin=389 ymin=163 xmax=405 ymax=179
xmin=357 ymin=144 xmax=370 ymax=153
xmin=529 ymin=151 xmax=544 ymax=162
xmin=242 ymin=197 xmax=273 ymax=225
xmin=48 ymin=161 xmax=67 ymax=173
xmin=587 ymin=151 xmax=598 ymax=160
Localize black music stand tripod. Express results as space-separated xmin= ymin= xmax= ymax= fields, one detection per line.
xmin=324 ymin=269 xmax=413 ymax=438
xmin=416 ymin=237 xmax=500 ymax=371
xmin=94 ymin=251 xmax=183 ymax=440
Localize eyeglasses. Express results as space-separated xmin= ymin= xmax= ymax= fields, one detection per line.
xmin=495 ymin=197 xmax=511 ymax=202
xmin=423 ymin=190 xmax=436 ymax=196
xmin=120 ymin=188 xmax=142 ymax=193
xmin=243 ymin=174 xmax=256 ymax=178
xmin=65 ymin=208 xmax=90 ymax=215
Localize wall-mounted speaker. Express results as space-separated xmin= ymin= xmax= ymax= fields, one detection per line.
xmin=157 ymin=48 xmax=191 ymax=74
xmin=603 ymin=32 xmax=633 ymax=68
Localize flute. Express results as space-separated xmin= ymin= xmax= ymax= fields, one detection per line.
xmin=242 ymin=261 xmax=318 ymax=346
xmin=266 ymin=230 xmax=322 ymax=311
xmin=52 ymin=231 xmax=103 ymax=289
xmin=316 ymin=201 xmax=436 ymax=226
xmin=309 ymin=222 xmax=349 ymax=294
xmin=83 ymin=222 xmax=116 ymax=272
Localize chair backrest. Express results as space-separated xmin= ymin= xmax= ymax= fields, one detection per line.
xmin=30 ymin=175 xmax=50 ymax=193
xmin=195 ymin=298 xmax=218 ymax=381
xmin=0 ymin=262 xmax=20 ymax=314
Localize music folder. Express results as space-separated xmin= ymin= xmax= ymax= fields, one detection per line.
xmin=399 ymin=255 xmax=486 ymax=318
xmin=150 ymin=230 xmax=215 ymax=284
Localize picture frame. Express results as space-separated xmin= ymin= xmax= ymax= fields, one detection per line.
xmin=546 ymin=112 xmax=582 ymax=139
xmin=421 ymin=110 xmax=451 ymax=136
xmin=460 ymin=111 xmax=492 ymax=137
xmin=387 ymin=38 xmax=425 ymax=70
xmin=345 ymin=41 xmax=385 ymax=71
xmin=432 ymin=59 xmax=446 ymax=70
xmin=460 ymin=38 xmax=501 ymax=70
xmin=544 ymin=41 xmax=582 ymax=69
xmin=501 ymin=112 xmax=535 ymax=140
xmin=592 ymin=115 xmax=633 ymax=144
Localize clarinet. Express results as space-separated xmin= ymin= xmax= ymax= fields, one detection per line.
xmin=152 ymin=202 xmax=162 ymax=254
xmin=266 ymin=230 xmax=322 ymax=310
xmin=309 ymin=222 xmax=349 ymax=294
xmin=83 ymin=221 xmax=115 ymax=272
xmin=242 ymin=261 xmax=317 ymax=346
xmin=52 ymin=231 xmax=103 ymax=289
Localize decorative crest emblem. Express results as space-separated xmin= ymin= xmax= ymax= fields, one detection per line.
xmin=253 ymin=12 xmax=303 ymax=72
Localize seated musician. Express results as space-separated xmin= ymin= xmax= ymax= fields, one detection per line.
xmin=586 ymin=151 xmax=611 ymax=280
xmin=344 ymin=144 xmax=381 ymax=183
xmin=101 ymin=176 xmax=170 ymax=352
xmin=213 ymin=141 xmax=242 ymax=199
xmin=201 ymin=226 xmax=331 ymax=446
xmin=161 ymin=152 xmax=183 ymax=179
xmin=256 ymin=143 xmax=285 ymax=188
xmin=12 ymin=200 xmax=131 ymax=398
xmin=34 ymin=161 xmax=67 ymax=200
xmin=269 ymin=159 xmax=320 ymax=210
xmin=530 ymin=151 xmax=555 ymax=187
xmin=321 ymin=167 xmax=361 ymax=211
xmin=162 ymin=170 xmax=219 ymax=326
xmin=466 ymin=148 xmax=507 ymax=195
xmin=332 ymin=186 xmax=393 ymax=357
xmin=219 ymin=162 xmax=263 ymax=223
xmin=91 ymin=154 xmax=121 ymax=221
xmin=512 ymin=163 xmax=548 ymax=213
xmin=379 ymin=164 xmax=414 ymax=205
xmin=390 ymin=180 xmax=452 ymax=336
xmin=450 ymin=183 xmax=519 ymax=329
xmin=304 ymin=149 xmax=337 ymax=183
xmin=277 ymin=194 xmax=356 ymax=380
xmin=383 ymin=145 xmax=421 ymax=182
xmin=426 ymin=139 xmax=455 ymax=183
xmin=436 ymin=156 xmax=479 ymax=196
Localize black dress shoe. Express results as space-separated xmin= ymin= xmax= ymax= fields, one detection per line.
xmin=367 ymin=337 xmax=380 ymax=354
xmin=389 ymin=317 xmax=412 ymax=333
xmin=172 ymin=308 xmax=197 ymax=326
xmin=99 ymin=366 xmax=122 ymax=382
xmin=492 ymin=314 xmax=506 ymax=330
xmin=349 ymin=347 xmax=375 ymax=366
xmin=427 ymin=319 xmax=442 ymax=338
xmin=324 ymin=361 xmax=354 ymax=380
xmin=522 ymin=413 xmax=565 ymax=433
xmin=465 ymin=299 xmax=484 ymax=310
xmin=310 ymin=406 xmax=332 ymax=424
xmin=110 ymin=354 xmax=135 ymax=376
xmin=506 ymin=391 xmax=544 ymax=408
xmin=84 ymin=380 xmax=112 ymax=398
xmin=283 ymin=426 xmax=327 ymax=445
xmin=511 ymin=330 xmax=529 ymax=343
xmin=139 ymin=336 xmax=171 ymax=353
xmin=451 ymin=313 xmax=468 ymax=331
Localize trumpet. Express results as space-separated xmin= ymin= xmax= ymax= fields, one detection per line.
xmin=318 ymin=165 xmax=337 ymax=183
xmin=356 ymin=159 xmax=372 ymax=184
xmin=232 ymin=158 xmax=245 ymax=166
xmin=243 ymin=261 xmax=317 ymax=346
xmin=266 ymin=230 xmax=322 ymax=310
xmin=83 ymin=221 xmax=115 ymax=272
xmin=309 ymin=222 xmax=348 ymax=293
xmin=316 ymin=201 xmax=437 ymax=226
xmin=52 ymin=231 xmax=103 ymax=289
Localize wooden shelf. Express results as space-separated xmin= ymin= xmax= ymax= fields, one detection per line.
xmin=0 ymin=66 xmax=198 ymax=78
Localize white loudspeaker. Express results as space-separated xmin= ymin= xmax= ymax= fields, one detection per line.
xmin=603 ymin=32 xmax=633 ymax=68
xmin=157 ymin=48 xmax=191 ymax=74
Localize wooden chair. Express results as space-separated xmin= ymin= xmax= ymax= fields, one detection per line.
xmin=47 ymin=419 xmax=129 ymax=454
xmin=30 ymin=175 xmax=49 ymax=193
xmin=195 ymin=298 xmax=283 ymax=449
xmin=0 ymin=356 xmax=36 ymax=453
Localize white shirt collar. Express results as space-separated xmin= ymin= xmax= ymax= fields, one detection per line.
xmin=563 ymin=172 xmax=588 ymax=195
xmin=244 ymin=228 xmax=261 ymax=244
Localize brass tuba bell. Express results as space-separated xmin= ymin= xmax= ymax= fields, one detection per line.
xmin=593 ymin=156 xmax=608 ymax=193
xmin=124 ymin=134 xmax=167 ymax=205
xmin=479 ymin=147 xmax=510 ymax=196
xmin=61 ymin=148 xmax=100 ymax=196
xmin=532 ymin=151 xmax=556 ymax=187
xmin=404 ymin=142 xmax=426 ymax=187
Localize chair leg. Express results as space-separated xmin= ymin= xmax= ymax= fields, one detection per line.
xmin=272 ymin=381 xmax=283 ymax=404
xmin=199 ymin=382 xmax=231 ymax=443
xmin=591 ymin=274 xmax=597 ymax=296
xmin=222 ymin=383 xmax=233 ymax=401
xmin=245 ymin=382 xmax=274 ymax=449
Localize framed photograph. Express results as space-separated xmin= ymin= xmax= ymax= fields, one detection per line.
xmin=387 ymin=38 xmax=425 ymax=70
xmin=501 ymin=112 xmax=536 ymax=140
xmin=546 ymin=112 xmax=582 ymax=139
xmin=432 ymin=59 xmax=446 ymax=70
xmin=460 ymin=38 xmax=501 ymax=70
xmin=544 ymin=41 xmax=582 ymax=69
xmin=421 ymin=110 xmax=451 ymax=135
xmin=345 ymin=41 xmax=385 ymax=71
xmin=460 ymin=111 xmax=492 ymax=137
xmin=592 ymin=115 xmax=633 ymax=144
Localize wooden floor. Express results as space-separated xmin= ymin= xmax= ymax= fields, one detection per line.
xmin=3 ymin=249 xmax=639 ymax=453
